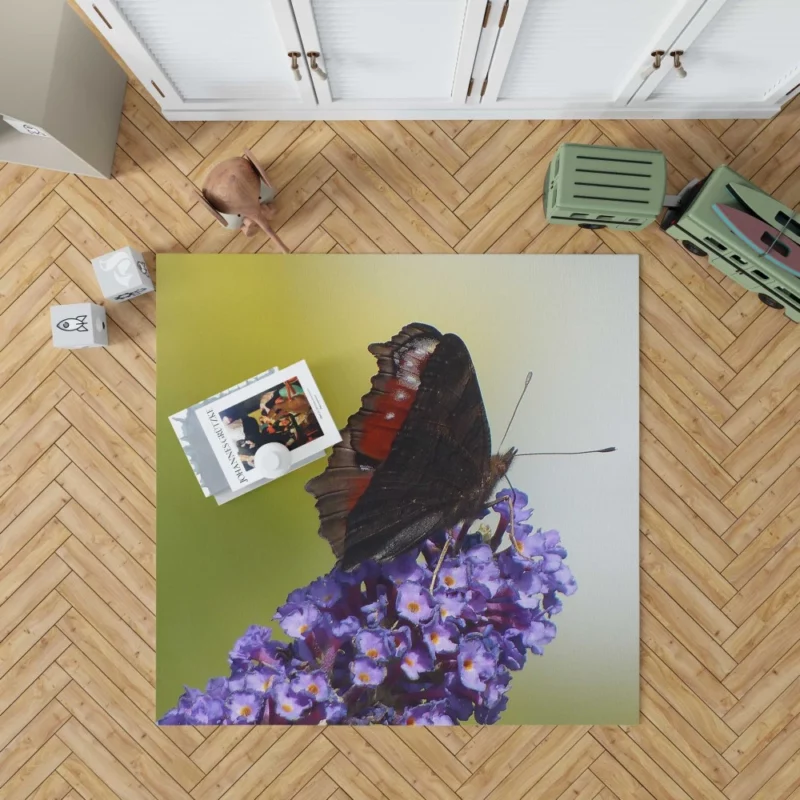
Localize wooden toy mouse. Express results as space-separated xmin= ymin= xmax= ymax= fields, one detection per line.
xmin=196 ymin=149 xmax=289 ymax=253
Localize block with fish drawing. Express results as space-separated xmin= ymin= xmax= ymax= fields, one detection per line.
xmin=50 ymin=303 xmax=108 ymax=349
xmin=91 ymin=246 xmax=154 ymax=302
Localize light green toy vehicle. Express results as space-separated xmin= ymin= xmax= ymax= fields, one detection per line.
xmin=544 ymin=143 xmax=800 ymax=322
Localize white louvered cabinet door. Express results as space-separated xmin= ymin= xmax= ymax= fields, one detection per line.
xmin=74 ymin=0 xmax=316 ymax=112
xmin=289 ymin=0 xmax=487 ymax=108
xmin=480 ymin=0 xmax=708 ymax=110
xmin=630 ymin=0 xmax=800 ymax=109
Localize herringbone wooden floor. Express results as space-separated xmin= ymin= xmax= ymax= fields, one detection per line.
xmin=3 ymin=65 xmax=800 ymax=799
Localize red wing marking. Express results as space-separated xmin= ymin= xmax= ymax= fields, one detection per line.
xmin=357 ymin=378 xmax=418 ymax=462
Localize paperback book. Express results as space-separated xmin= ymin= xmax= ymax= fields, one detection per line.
xmin=169 ymin=361 xmax=340 ymax=504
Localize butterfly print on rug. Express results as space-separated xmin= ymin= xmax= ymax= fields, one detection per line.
xmin=305 ymin=322 xmax=516 ymax=569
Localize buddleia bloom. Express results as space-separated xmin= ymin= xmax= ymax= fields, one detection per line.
xmin=159 ymin=489 xmax=576 ymax=726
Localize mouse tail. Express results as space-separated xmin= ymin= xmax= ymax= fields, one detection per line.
xmin=254 ymin=216 xmax=290 ymax=254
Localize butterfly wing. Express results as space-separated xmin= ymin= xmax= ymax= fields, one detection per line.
xmin=305 ymin=323 xmax=492 ymax=568
xmin=305 ymin=323 xmax=443 ymax=560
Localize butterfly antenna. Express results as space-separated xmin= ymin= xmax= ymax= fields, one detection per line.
xmin=498 ymin=371 xmax=533 ymax=452
xmin=516 ymin=447 xmax=616 ymax=456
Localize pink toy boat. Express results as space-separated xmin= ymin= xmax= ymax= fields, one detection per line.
xmin=713 ymin=204 xmax=800 ymax=278
xmin=726 ymin=183 xmax=800 ymax=246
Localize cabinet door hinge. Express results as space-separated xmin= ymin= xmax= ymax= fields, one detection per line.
xmin=480 ymin=77 xmax=488 ymax=97
xmin=482 ymin=1 xmax=492 ymax=27
xmin=467 ymin=77 xmax=475 ymax=97
xmin=499 ymin=0 xmax=509 ymax=27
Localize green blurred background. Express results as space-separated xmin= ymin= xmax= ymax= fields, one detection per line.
xmin=156 ymin=254 xmax=640 ymax=724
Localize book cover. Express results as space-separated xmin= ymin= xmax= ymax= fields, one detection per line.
xmin=168 ymin=367 xmax=279 ymax=497
xmin=194 ymin=360 xmax=341 ymax=493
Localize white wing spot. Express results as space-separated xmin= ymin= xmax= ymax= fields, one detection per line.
xmin=385 ymin=411 xmax=396 ymax=420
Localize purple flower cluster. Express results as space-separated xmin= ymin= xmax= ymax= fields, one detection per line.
xmin=159 ymin=489 xmax=576 ymax=726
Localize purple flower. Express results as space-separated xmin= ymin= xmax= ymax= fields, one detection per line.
xmin=355 ymin=629 xmax=392 ymax=661
xmin=541 ymin=553 xmax=563 ymax=573
xmin=226 ymin=692 xmax=262 ymax=723
xmin=542 ymin=592 xmax=563 ymax=615
xmin=186 ymin=693 xmax=225 ymax=725
xmin=466 ymin=544 xmax=493 ymax=564
xmin=470 ymin=561 xmax=504 ymax=598
xmin=516 ymin=570 xmax=544 ymax=596
xmin=227 ymin=671 xmax=247 ymax=692
xmin=494 ymin=489 xmax=533 ymax=524
xmin=400 ymin=646 xmax=433 ymax=680
xmin=275 ymin=602 xmax=321 ymax=637
xmin=325 ymin=700 xmax=347 ymax=723
xmin=387 ymin=625 xmax=412 ymax=657
xmin=548 ymin=566 xmax=578 ymax=596
xmin=206 ymin=677 xmax=229 ymax=698
xmin=458 ymin=636 xmax=497 ymax=692
xmin=335 ymin=560 xmax=379 ymax=586
xmin=357 ymin=703 xmax=394 ymax=724
xmin=329 ymin=615 xmax=361 ymax=638
xmin=245 ymin=665 xmax=282 ymax=694
xmin=437 ymin=560 xmax=468 ymax=591
xmin=499 ymin=632 xmax=527 ymax=670
xmin=396 ymin=582 xmax=434 ymax=624
xmin=308 ymin=577 xmax=342 ymax=608
xmin=401 ymin=702 xmax=454 ymax=726
xmin=159 ymin=708 xmax=186 ymax=725
xmin=161 ymin=484 xmax=576 ymax=728
xmin=361 ymin=591 xmax=389 ymax=626
xmin=523 ymin=620 xmax=557 ymax=654
xmin=542 ymin=529 xmax=567 ymax=554
xmin=382 ymin=552 xmax=427 ymax=585
xmin=513 ymin=529 xmax=547 ymax=558
xmin=436 ymin=592 xmax=468 ymax=622
xmin=422 ymin=619 xmax=459 ymax=654
xmin=291 ymin=670 xmax=330 ymax=701
xmin=285 ymin=588 xmax=307 ymax=604
xmin=512 ymin=528 xmax=567 ymax=563
xmin=228 ymin=625 xmax=280 ymax=668
xmin=475 ymin=692 xmax=508 ymax=724
xmin=273 ymin=682 xmax=312 ymax=721
xmin=350 ymin=657 xmax=387 ymax=687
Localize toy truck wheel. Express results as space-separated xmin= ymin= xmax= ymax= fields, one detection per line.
xmin=578 ymin=223 xmax=606 ymax=230
xmin=758 ymin=293 xmax=785 ymax=310
xmin=682 ymin=240 xmax=707 ymax=257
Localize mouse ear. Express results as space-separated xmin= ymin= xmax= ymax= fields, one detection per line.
xmin=196 ymin=190 xmax=229 ymax=227
xmin=243 ymin=149 xmax=273 ymax=191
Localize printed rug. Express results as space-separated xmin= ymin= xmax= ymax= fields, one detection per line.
xmin=156 ymin=254 xmax=639 ymax=725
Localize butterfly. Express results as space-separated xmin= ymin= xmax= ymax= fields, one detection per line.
xmin=305 ymin=323 xmax=517 ymax=570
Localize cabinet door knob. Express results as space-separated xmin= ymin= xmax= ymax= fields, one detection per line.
xmin=288 ymin=52 xmax=302 ymax=81
xmin=307 ymin=52 xmax=328 ymax=81
xmin=670 ymin=50 xmax=687 ymax=79
xmin=641 ymin=51 xmax=665 ymax=80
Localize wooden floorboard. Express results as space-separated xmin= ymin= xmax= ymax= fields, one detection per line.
xmin=2 ymin=74 xmax=800 ymax=799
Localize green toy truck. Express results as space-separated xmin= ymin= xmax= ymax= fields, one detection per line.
xmin=660 ymin=165 xmax=800 ymax=322
xmin=544 ymin=143 xmax=800 ymax=322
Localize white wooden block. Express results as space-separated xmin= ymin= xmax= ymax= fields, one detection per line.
xmin=50 ymin=303 xmax=108 ymax=348
xmin=1 ymin=115 xmax=51 ymax=137
xmin=91 ymin=246 xmax=154 ymax=301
